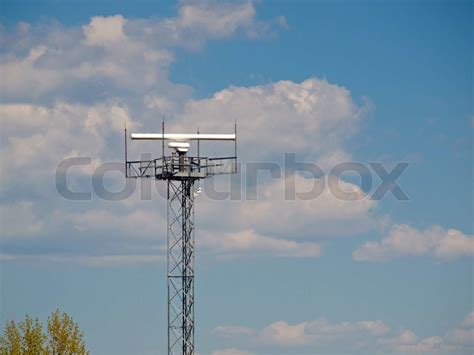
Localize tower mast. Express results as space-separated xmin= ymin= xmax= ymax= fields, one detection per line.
xmin=125 ymin=128 xmax=237 ymax=354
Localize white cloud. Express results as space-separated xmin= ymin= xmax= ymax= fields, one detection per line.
xmin=0 ymin=3 xmax=375 ymax=265
xmin=234 ymin=174 xmax=376 ymax=239
xmin=0 ymin=102 xmax=135 ymax=195
xmin=167 ymin=77 xmax=376 ymax=256
xmin=83 ymin=15 xmax=126 ymax=46
xmin=174 ymin=78 xmax=369 ymax=162
xmin=435 ymin=228 xmax=474 ymax=259
xmin=0 ymin=2 xmax=282 ymax=102
xmin=315 ymin=149 xmax=352 ymax=172
xmin=172 ymin=0 xmax=257 ymax=39
xmin=0 ymin=203 xmax=168 ymax=265
xmin=197 ymin=176 xmax=375 ymax=230
xmin=446 ymin=328 xmax=474 ymax=347
xmin=384 ymin=330 xmax=446 ymax=353
xmin=214 ymin=317 xmax=391 ymax=352
xmin=260 ymin=321 xmax=310 ymax=346
xmin=155 ymin=0 xmax=286 ymax=50
xmin=444 ymin=311 xmax=474 ymax=348
xmin=0 ymin=103 xmax=50 ymax=134
xmin=164 ymin=77 xmax=374 ymax=259
xmin=353 ymin=224 xmax=474 ymax=261
xmin=382 ymin=319 xmax=474 ymax=354
xmin=0 ymin=77 xmax=373 ymax=263
xmin=199 ymin=229 xmax=321 ymax=258
xmin=213 ymin=311 xmax=474 ymax=354
xmin=0 ymin=74 xmax=374 ymax=263
xmin=0 ymin=46 xmax=64 ymax=99
xmin=187 ymin=172 xmax=377 ymax=261
xmin=258 ymin=318 xmax=390 ymax=346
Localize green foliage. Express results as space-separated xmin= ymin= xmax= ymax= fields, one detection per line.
xmin=0 ymin=321 xmax=21 ymax=355
xmin=47 ymin=310 xmax=87 ymax=355
xmin=19 ymin=316 xmax=47 ymax=354
xmin=0 ymin=311 xmax=88 ymax=355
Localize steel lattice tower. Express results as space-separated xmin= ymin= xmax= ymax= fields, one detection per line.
xmin=168 ymin=179 xmax=195 ymax=354
xmin=125 ymin=124 xmax=237 ymax=355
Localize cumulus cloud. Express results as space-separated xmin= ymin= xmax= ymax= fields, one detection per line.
xmin=166 ymin=78 xmax=374 ymax=258
xmin=259 ymin=319 xmax=390 ymax=347
xmin=382 ymin=318 xmax=474 ymax=354
xmin=214 ymin=317 xmax=391 ymax=348
xmin=0 ymin=102 xmax=135 ymax=196
xmin=236 ymin=174 xmax=376 ymax=238
xmin=1 ymin=76 xmax=374 ymax=263
xmin=214 ymin=317 xmax=392 ymax=353
xmin=83 ymin=15 xmax=127 ymax=46
xmin=159 ymin=78 xmax=374 ymax=260
xmin=382 ymin=330 xmax=446 ymax=354
xmin=0 ymin=1 xmax=283 ymax=102
xmin=0 ymin=1 xmax=376 ymax=265
xmin=212 ymin=311 xmax=474 ymax=354
xmin=173 ymin=78 xmax=369 ymax=163
xmin=167 ymin=0 xmax=261 ymax=44
xmin=199 ymin=229 xmax=321 ymax=258
xmin=0 ymin=76 xmax=373 ymax=263
xmin=442 ymin=311 xmax=474 ymax=349
xmin=353 ymin=224 xmax=474 ymax=262
xmin=0 ymin=203 xmax=169 ymax=266
xmin=187 ymin=171 xmax=377 ymax=261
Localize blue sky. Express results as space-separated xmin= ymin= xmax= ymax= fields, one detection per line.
xmin=0 ymin=1 xmax=472 ymax=354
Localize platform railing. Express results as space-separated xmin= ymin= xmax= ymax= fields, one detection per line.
xmin=126 ymin=156 xmax=236 ymax=179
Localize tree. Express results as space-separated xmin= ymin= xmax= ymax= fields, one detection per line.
xmin=47 ymin=310 xmax=87 ymax=355
xmin=0 ymin=321 xmax=21 ymax=354
xmin=0 ymin=310 xmax=88 ymax=355
xmin=19 ymin=316 xmax=46 ymax=354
